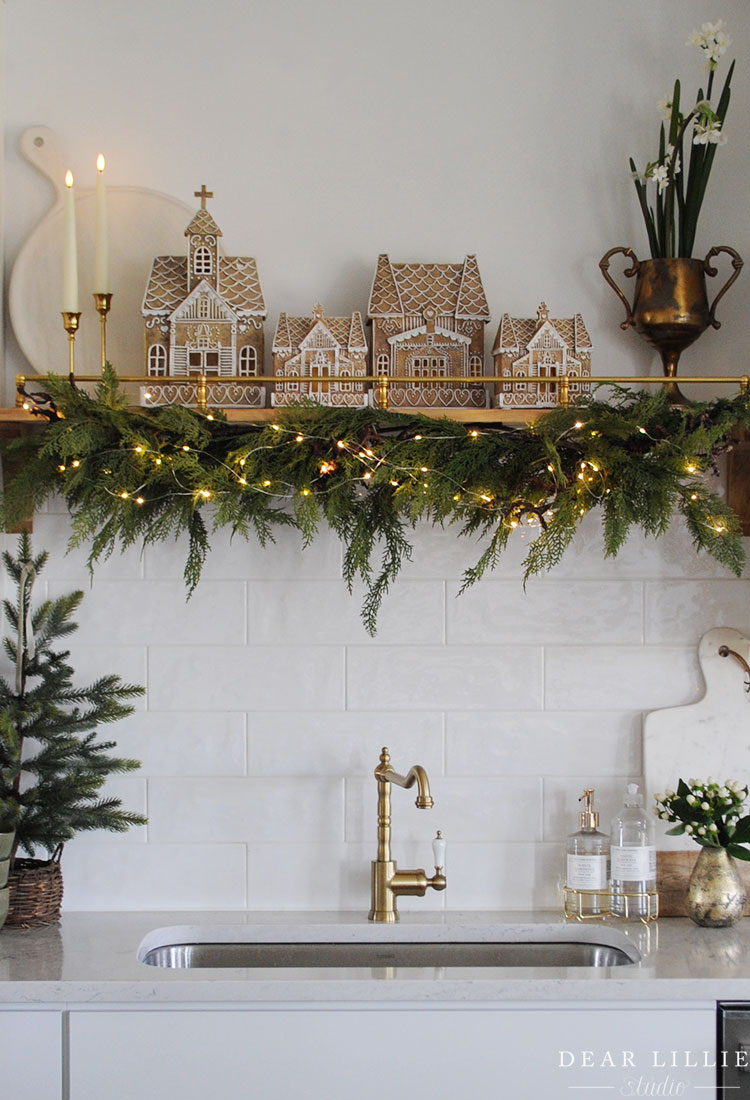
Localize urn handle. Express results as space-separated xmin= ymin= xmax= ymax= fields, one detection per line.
xmin=599 ymin=247 xmax=640 ymax=329
xmin=704 ymin=246 xmax=744 ymax=329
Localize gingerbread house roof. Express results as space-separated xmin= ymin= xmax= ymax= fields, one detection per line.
xmin=273 ymin=308 xmax=368 ymax=355
xmin=185 ymin=208 xmax=223 ymax=238
xmin=368 ymin=254 xmax=490 ymax=320
xmin=142 ymin=255 xmax=266 ymax=316
xmin=493 ymin=310 xmax=592 ymax=356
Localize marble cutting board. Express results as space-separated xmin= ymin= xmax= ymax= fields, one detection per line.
xmin=644 ymin=626 xmax=750 ymax=850
xmin=9 ymin=125 xmax=194 ymax=378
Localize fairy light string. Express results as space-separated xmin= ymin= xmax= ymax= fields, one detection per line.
xmin=5 ymin=368 xmax=750 ymax=630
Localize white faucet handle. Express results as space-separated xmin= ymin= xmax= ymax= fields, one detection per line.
xmin=432 ymin=830 xmax=446 ymax=871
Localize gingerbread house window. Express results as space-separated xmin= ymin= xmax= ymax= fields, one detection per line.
xmin=194 ymin=247 xmax=212 ymax=277
xmin=196 ymin=296 xmax=210 ymax=318
xmin=238 ymin=346 xmax=257 ymax=377
xmin=469 ymin=354 xmax=482 ymax=378
xmin=376 ymin=354 xmax=389 ymax=375
xmin=410 ymin=355 xmax=448 ymax=378
xmin=148 ymin=344 xmax=167 ymax=376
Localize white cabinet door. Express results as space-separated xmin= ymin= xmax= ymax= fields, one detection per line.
xmin=69 ymin=1004 xmax=716 ymax=1100
xmin=0 ymin=1009 xmax=62 ymax=1100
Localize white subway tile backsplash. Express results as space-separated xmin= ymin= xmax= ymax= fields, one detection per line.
xmin=147 ymin=777 xmax=345 ymax=843
xmin=247 ymin=579 xmax=444 ymax=644
xmin=645 ymin=580 xmax=750 ymax=645
xmin=21 ymin=507 xmax=743 ymax=913
xmin=147 ymin=645 xmax=345 ymax=711
xmin=247 ymin=712 xmax=442 ymax=776
xmin=114 ymin=712 xmax=246 ymax=776
xmin=345 ymin=776 xmax=542 ymax=844
xmin=447 ymin=579 xmax=643 ymax=645
xmin=347 ymin=646 xmax=542 ymax=711
xmin=445 ymin=843 xmax=566 ymax=910
xmin=144 ymin=525 xmax=343 ymax=581
xmin=61 ymin=842 xmax=248 ymax=910
xmin=247 ymin=842 xmax=371 ymax=910
xmin=47 ymin=580 xmax=246 ymax=646
xmin=32 ymin=512 xmax=145 ymax=580
xmin=544 ymin=645 xmax=702 ymax=711
xmin=446 ymin=712 xmax=641 ymax=777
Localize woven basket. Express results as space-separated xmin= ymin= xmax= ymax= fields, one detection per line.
xmin=6 ymin=847 xmax=63 ymax=927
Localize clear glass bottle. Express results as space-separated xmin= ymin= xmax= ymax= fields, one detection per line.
xmin=566 ymin=789 xmax=610 ymax=918
xmin=610 ymin=783 xmax=657 ymax=920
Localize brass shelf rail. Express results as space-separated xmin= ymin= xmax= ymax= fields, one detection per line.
xmin=14 ymin=370 xmax=750 ymax=423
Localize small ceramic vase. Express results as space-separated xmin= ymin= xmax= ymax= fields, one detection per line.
xmin=687 ymin=846 xmax=747 ymax=928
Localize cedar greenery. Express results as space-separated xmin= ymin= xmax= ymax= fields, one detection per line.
xmin=0 ymin=533 xmax=145 ymax=862
xmin=3 ymin=366 xmax=750 ymax=635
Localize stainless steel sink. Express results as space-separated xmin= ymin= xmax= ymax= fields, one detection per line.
xmin=140 ymin=936 xmax=639 ymax=970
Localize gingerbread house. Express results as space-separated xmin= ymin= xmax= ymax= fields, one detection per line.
xmin=140 ymin=186 xmax=266 ymax=408
xmin=493 ymin=303 xmax=592 ymax=409
xmin=272 ymin=304 xmax=369 ymax=407
xmin=367 ymin=254 xmax=490 ymax=409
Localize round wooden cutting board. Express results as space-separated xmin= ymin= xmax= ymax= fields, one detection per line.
xmin=9 ymin=126 xmax=195 ymax=377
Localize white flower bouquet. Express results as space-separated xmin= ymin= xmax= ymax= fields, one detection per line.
xmin=654 ymin=778 xmax=750 ymax=859
xmin=630 ymin=20 xmax=734 ymax=258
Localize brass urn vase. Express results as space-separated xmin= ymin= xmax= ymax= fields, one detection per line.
xmin=600 ymin=246 xmax=743 ymax=402
xmin=687 ymin=846 xmax=746 ymax=928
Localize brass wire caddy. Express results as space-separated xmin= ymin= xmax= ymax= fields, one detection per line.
xmin=564 ymin=885 xmax=659 ymax=923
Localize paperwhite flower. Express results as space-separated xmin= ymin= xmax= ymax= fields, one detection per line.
xmin=709 ymin=822 xmax=718 ymax=832
xmin=665 ymin=789 xmax=674 ymax=798
xmin=686 ymin=824 xmax=694 ymax=833
xmin=719 ymin=787 xmax=730 ymax=798
xmin=701 ymin=801 xmax=710 ymax=811
xmin=698 ymin=826 xmax=707 ymax=835
xmin=657 ymin=95 xmax=673 ymax=120
xmin=687 ymin=795 xmax=697 ymax=805
xmin=650 ymin=163 xmax=670 ymax=193
xmin=693 ymin=120 xmax=727 ymax=145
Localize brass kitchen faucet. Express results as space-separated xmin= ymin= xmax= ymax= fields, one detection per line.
xmin=368 ymin=746 xmax=446 ymax=922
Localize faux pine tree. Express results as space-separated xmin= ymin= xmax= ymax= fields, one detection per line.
xmin=0 ymin=534 xmax=146 ymax=865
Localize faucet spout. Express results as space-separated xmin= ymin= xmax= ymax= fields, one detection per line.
xmin=375 ymin=750 xmax=433 ymax=808
xmin=369 ymin=746 xmax=446 ymax=922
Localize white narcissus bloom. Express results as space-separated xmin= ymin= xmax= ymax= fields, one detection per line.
xmin=701 ymin=802 xmax=710 ymax=810
xmin=687 ymin=795 xmax=697 ymax=805
xmin=698 ymin=826 xmax=707 ymax=835
xmin=650 ymin=164 xmax=670 ymax=193
xmin=694 ymin=120 xmax=727 ymax=145
xmin=686 ymin=824 xmax=694 ymax=833
xmin=657 ymin=95 xmax=673 ymax=120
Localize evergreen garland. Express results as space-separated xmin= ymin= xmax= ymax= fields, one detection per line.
xmin=3 ymin=367 xmax=749 ymax=634
xmin=0 ymin=533 xmax=146 ymax=862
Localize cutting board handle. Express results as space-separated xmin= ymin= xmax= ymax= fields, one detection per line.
xmin=20 ymin=126 xmax=67 ymax=204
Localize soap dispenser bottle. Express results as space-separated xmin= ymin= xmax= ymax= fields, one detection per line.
xmin=565 ymin=789 xmax=610 ymax=917
xmin=610 ymin=783 xmax=657 ymax=920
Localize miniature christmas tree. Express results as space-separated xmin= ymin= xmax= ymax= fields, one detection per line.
xmin=0 ymin=534 xmax=145 ymax=864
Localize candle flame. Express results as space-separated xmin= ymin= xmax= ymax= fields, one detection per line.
xmin=96 ymin=154 xmax=105 ymax=173
xmin=65 ymin=170 xmax=74 ymax=188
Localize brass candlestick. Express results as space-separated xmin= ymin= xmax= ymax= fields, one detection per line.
xmin=61 ymin=311 xmax=82 ymax=384
xmin=93 ymin=292 xmax=113 ymax=370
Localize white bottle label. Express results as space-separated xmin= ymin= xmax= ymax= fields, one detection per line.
xmin=566 ymin=854 xmax=608 ymax=890
xmin=611 ymin=845 xmax=656 ymax=882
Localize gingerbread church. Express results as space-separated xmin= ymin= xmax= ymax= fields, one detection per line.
xmin=367 ymin=254 xmax=491 ymax=409
xmin=272 ymin=304 xmax=369 ymax=408
xmin=140 ymin=186 xmax=266 ymax=408
xmin=493 ymin=303 xmax=592 ymax=409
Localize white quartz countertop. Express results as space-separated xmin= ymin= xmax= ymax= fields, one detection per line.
xmin=1 ymin=909 xmax=749 ymax=1004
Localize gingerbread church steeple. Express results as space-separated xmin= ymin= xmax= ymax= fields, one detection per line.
xmin=185 ymin=185 xmax=222 ymax=294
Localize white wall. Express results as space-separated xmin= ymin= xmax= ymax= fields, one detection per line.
xmin=2 ymin=0 xmax=749 ymax=912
